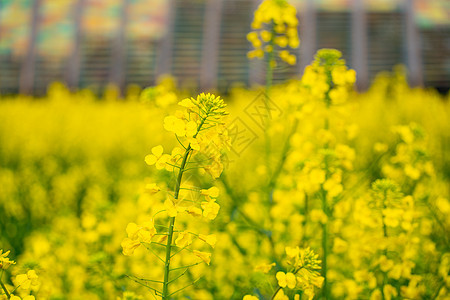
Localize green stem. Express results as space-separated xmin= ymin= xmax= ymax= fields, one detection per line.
xmin=0 ymin=278 xmax=11 ymax=299
xmin=321 ymin=128 xmax=330 ymax=300
xmin=220 ymin=175 xmax=267 ymax=235
xmin=422 ymin=195 xmax=450 ymax=247
xmin=264 ymin=23 xmax=275 ymax=177
xmin=303 ymin=192 xmax=309 ymax=241
xmin=271 ymin=286 xmax=282 ymax=300
xmin=170 ymin=262 xmax=201 ymax=272
xmin=162 ymin=217 xmax=176 ymax=298
xmin=268 ymin=118 xmax=299 ymax=190
xmin=320 ymin=188 xmax=329 ymax=300
xmin=162 ymin=147 xmax=190 ymax=299
xmin=265 ymin=21 xmax=275 ymax=94
xmin=266 ymin=50 xmax=273 ymax=93
xmin=381 ymin=190 xmax=389 ymax=242
xmin=379 ymin=191 xmax=389 ymax=300
xmin=262 ymin=24 xmax=280 ymax=264
xmin=161 ymin=115 xmax=208 ymax=299
xmin=431 ymin=281 xmax=445 ymax=300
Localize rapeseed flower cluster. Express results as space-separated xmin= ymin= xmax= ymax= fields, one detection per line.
xmin=247 ymin=0 xmax=299 ymax=65
xmin=0 ymin=250 xmax=15 ymax=270
xmin=301 ymin=49 xmax=356 ymax=105
xmin=122 ymin=92 xmax=229 ymax=298
xmin=0 ymin=250 xmax=39 ymax=300
xmin=244 ymin=247 xmax=323 ymax=300
xmin=0 ymin=66 xmax=448 ymax=299
xmin=0 ymin=3 xmax=449 ymax=299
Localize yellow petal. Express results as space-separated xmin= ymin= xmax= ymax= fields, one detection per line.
xmin=276 ymin=271 xmax=287 ymax=288
xmin=126 ymin=223 xmax=139 ymax=239
xmin=145 ymin=154 xmax=157 ymax=165
xmin=193 ymin=250 xmax=211 ymax=265
xmin=151 ymin=145 xmax=164 ymax=157
xmin=121 ymin=238 xmax=141 ymax=256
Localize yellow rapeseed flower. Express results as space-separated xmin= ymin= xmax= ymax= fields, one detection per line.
xmin=193 ymin=250 xmax=211 ymax=265
xmin=175 ymin=231 xmax=193 ymax=248
xmin=254 ymin=262 xmax=276 ymax=273
xmin=0 ymin=249 xmax=15 ymax=270
xmin=145 ymin=145 xmax=170 ymax=170
xmin=15 ymin=270 xmax=39 ymax=290
xmin=198 ymin=234 xmax=217 ymax=248
xmin=201 ymin=199 xmax=220 ymax=220
xmin=200 ymin=186 xmax=220 ymax=199
xmin=276 ymin=271 xmax=296 ymax=289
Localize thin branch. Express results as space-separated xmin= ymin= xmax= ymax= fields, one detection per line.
xmin=165 ymin=162 xmax=181 ymax=169
xmin=126 ymin=275 xmax=162 ymax=296
xmin=129 ymin=275 xmax=164 ymax=284
xmin=170 ymin=245 xmax=190 ymax=258
xmin=268 ymin=118 xmax=299 ymax=190
xmin=0 ymin=279 xmax=11 ymax=299
xmin=431 ymin=281 xmax=445 ymax=300
xmin=184 ymin=166 xmax=206 ymax=171
xmin=167 ymin=277 xmax=203 ymax=297
xmin=175 ymin=135 xmax=187 ymax=149
xmin=168 ymin=268 xmax=189 ymax=284
xmin=142 ymin=243 xmax=166 ymax=264
xmin=169 ymin=262 xmax=202 ymax=272
xmin=151 ymin=241 xmax=175 ymax=248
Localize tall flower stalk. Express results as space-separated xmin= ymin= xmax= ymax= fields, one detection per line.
xmin=122 ymin=93 xmax=229 ymax=299
xmin=161 ymin=147 xmax=190 ymax=299
xmin=297 ymin=49 xmax=356 ymax=298
xmin=162 ymin=104 xmax=217 ymax=298
xmin=246 ymin=0 xmax=301 ymax=259
xmin=247 ymin=0 xmax=300 ymax=177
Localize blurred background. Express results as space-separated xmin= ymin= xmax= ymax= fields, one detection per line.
xmin=0 ymin=0 xmax=449 ymax=96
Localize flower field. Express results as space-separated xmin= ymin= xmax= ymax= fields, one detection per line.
xmin=1 ymin=65 xmax=449 ymax=300
xmin=1 ymin=1 xmax=450 ymax=300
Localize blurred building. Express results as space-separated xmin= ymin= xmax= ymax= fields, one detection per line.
xmin=0 ymin=0 xmax=449 ymax=95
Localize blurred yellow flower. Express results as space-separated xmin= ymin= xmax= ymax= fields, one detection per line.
xmin=198 ymin=234 xmax=217 ymax=248
xmin=193 ymin=250 xmax=211 ymax=265
xmin=0 ymin=250 xmax=15 ymax=270
xmin=201 ymin=199 xmax=220 ymax=220
xmin=15 ymin=270 xmax=39 ymax=290
xmin=175 ymin=231 xmax=193 ymax=248
xmin=276 ymin=271 xmax=296 ymax=289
